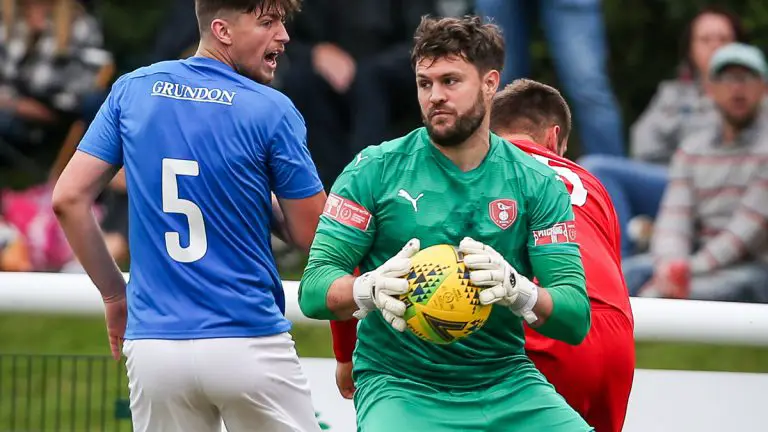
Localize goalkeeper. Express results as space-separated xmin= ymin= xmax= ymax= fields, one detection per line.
xmin=299 ymin=15 xmax=592 ymax=432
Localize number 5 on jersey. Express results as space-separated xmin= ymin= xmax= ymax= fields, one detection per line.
xmin=162 ymin=158 xmax=208 ymax=263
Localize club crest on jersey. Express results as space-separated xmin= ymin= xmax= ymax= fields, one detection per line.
xmin=323 ymin=193 xmax=371 ymax=231
xmin=488 ymin=199 xmax=517 ymax=230
xmin=533 ymin=221 xmax=577 ymax=246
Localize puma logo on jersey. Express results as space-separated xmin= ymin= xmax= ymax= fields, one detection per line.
xmin=355 ymin=153 xmax=368 ymax=167
xmin=398 ymin=189 xmax=424 ymax=212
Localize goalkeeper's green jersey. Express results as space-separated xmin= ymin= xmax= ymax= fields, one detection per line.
xmin=299 ymin=128 xmax=589 ymax=390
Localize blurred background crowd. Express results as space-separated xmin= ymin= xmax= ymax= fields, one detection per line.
xmin=0 ymin=0 xmax=767 ymax=305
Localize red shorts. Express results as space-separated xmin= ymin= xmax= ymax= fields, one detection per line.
xmin=525 ymin=304 xmax=635 ymax=432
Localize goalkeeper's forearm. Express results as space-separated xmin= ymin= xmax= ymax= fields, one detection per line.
xmin=299 ymin=267 xmax=359 ymax=320
xmin=298 ymin=232 xmax=364 ymax=320
xmin=529 ymin=287 xmax=554 ymax=327
xmin=529 ymin=253 xmax=590 ymax=345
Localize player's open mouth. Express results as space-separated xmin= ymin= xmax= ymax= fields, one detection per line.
xmin=264 ymin=50 xmax=282 ymax=68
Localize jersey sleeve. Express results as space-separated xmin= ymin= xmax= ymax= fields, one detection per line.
xmin=268 ymin=105 xmax=324 ymax=199
xmin=77 ymin=76 xmax=127 ymax=166
xmin=526 ymin=175 xmax=580 ymax=256
xmin=315 ymin=146 xmax=382 ymax=247
xmin=525 ymin=174 xmax=590 ymax=345
xmin=298 ymin=148 xmax=382 ymax=320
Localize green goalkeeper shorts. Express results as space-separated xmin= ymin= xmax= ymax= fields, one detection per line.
xmin=354 ymin=364 xmax=594 ymax=432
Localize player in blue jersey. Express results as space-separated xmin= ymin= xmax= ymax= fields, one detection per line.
xmin=52 ymin=1 xmax=326 ymax=431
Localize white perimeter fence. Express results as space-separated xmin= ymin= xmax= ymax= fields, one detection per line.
xmin=1 ymin=272 xmax=768 ymax=431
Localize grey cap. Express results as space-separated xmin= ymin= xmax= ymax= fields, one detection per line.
xmin=709 ymin=43 xmax=768 ymax=80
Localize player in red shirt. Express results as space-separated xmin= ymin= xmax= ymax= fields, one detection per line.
xmin=329 ymin=79 xmax=635 ymax=431
xmin=489 ymin=79 xmax=635 ymax=432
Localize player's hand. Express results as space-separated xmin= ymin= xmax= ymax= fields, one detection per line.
xmin=459 ymin=237 xmax=539 ymax=324
xmin=352 ymin=238 xmax=420 ymax=332
xmin=335 ymin=361 xmax=355 ymax=399
xmin=103 ymin=294 xmax=127 ymax=361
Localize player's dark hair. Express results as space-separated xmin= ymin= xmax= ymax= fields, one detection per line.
xmin=195 ymin=0 xmax=301 ymax=33
xmin=490 ymin=79 xmax=572 ymax=147
xmin=411 ymin=15 xmax=505 ymax=74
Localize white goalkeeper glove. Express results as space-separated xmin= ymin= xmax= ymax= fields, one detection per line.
xmin=459 ymin=237 xmax=539 ymax=324
xmin=353 ymin=238 xmax=420 ymax=332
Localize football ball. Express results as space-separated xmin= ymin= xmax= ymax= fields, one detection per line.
xmin=400 ymin=244 xmax=492 ymax=344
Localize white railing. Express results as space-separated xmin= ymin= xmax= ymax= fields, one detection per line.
xmin=1 ymin=272 xmax=768 ymax=346
xmin=2 ymin=271 xmax=768 ymax=431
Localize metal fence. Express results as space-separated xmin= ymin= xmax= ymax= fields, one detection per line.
xmin=0 ymin=354 xmax=130 ymax=432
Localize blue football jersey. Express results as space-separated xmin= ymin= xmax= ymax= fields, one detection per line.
xmin=78 ymin=56 xmax=323 ymax=340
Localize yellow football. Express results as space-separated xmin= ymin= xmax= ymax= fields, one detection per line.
xmin=400 ymin=244 xmax=492 ymax=344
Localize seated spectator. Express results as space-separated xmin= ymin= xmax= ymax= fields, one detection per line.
xmin=578 ymin=6 xmax=747 ymax=256
xmin=280 ymin=0 xmax=437 ymax=190
xmin=0 ymin=0 xmax=111 ymax=164
xmin=623 ymin=43 xmax=768 ymax=303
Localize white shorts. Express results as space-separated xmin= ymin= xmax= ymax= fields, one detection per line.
xmin=123 ymin=333 xmax=322 ymax=432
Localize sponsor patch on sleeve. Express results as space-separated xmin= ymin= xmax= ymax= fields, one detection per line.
xmin=323 ymin=193 xmax=372 ymax=231
xmin=532 ymin=221 xmax=577 ymax=246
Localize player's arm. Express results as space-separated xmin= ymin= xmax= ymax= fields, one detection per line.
xmin=460 ymin=174 xmax=589 ymax=345
xmin=301 ymin=233 xmax=365 ymax=320
xmin=298 ymin=149 xmax=417 ymax=328
xmin=331 ymin=317 xmax=358 ymax=399
xmin=526 ymin=248 xmax=588 ymax=345
xmin=523 ymin=176 xmax=589 ymax=345
xmin=53 ymin=77 xmax=128 ymax=302
xmin=274 ymin=193 xmax=326 ymax=254
xmin=331 ymin=318 xmax=358 ymax=363
xmin=53 ymin=152 xmax=124 ymax=299
xmin=329 ymin=267 xmax=360 ymax=363
xmin=267 ymin=105 xmax=327 ymax=254
xmin=269 ymin=193 xmax=290 ymax=244
xmin=298 ymin=148 xmax=378 ymax=321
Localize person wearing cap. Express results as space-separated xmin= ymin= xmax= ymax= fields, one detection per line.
xmin=578 ymin=7 xmax=748 ymax=257
xmin=622 ymin=42 xmax=768 ymax=303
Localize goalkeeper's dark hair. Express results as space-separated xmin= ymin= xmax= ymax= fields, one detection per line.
xmin=195 ymin=0 xmax=301 ymax=34
xmin=491 ymin=79 xmax=572 ymax=147
xmin=411 ymin=15 xmax=505 ymax=74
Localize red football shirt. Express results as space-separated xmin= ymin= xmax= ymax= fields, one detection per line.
xmin=511 ymin=140 xmax=633 ymax=323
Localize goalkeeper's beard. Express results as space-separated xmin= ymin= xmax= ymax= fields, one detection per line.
xmin=423 ymin=91 xmax=486 ymax=148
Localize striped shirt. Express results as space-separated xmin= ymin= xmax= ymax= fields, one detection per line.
xmin=651 ymin=117 xmax=768 ymax=274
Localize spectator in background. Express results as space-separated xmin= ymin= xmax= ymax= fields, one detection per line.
xmin=580 ymin=6 xmax=746 ymax=256
xmin=0 ymin=0 xmax=110 ymax=160
xmin=280 ymin=0 xmax=437 ymax=190
xmin=474 ymin=0 xmax=624 ymax=157
xmin=0 ymin=0 xmax=111 ymax=273
xmin=623 ymin=43 xmax=768 ymax=303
